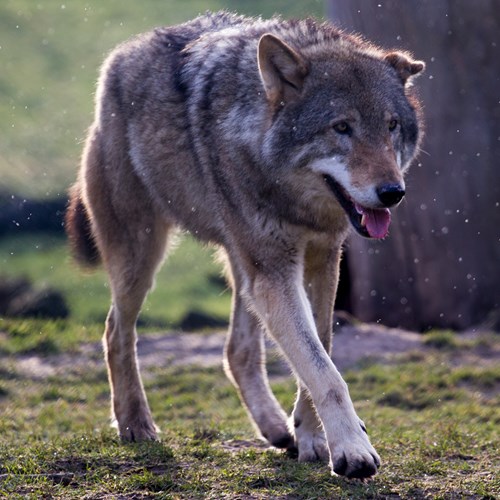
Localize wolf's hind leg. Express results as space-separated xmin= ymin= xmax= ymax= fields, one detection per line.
xmin=81 ymin=117 xmax=172 ymax=440
xmin=101 ymin=215 xmax=171 ymax=441
xmin=86 ymin=150 xmax=171 ymax=440
xmin=224 ymin=293 xmax=294 ymax=450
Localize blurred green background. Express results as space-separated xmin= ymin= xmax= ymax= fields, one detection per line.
xmin=0 ymin=0 xmax=325 ymax=330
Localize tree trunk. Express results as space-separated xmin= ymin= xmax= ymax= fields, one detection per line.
xmin=328 ymin=0 xmax=500 ymax=330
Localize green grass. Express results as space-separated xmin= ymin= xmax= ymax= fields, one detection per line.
xmin=423 ymin=330 xmax=459 ymax=350
xmin=0 ymin=337 xmax=498 ymax=498
xmin=0 ymin=0 xmax=325 ymax=198
xmin=0 ymin=233 xmax=231 ymax=332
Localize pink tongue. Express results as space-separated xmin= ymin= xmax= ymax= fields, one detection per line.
xmin=355 ymin=204 xmax=391 ymax=239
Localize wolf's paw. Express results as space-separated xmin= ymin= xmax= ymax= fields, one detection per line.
xmin=262 ymin=424 xmax=295 ymax=451
xmin=331 ymin=422 xmax=380 ymax=479
xmin=117 ymin=418 xmax=159 ymax=442
xmin=293 ymin=423 xmax=330 ymax=462
xmin=253 ymin=409 xmax=295 ymax=450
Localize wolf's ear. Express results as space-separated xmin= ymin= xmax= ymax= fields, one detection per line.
xmin=385 ymin=52 xmax=425 ymax=85
xmin=258 ymin=34 xmax=308 ymax=105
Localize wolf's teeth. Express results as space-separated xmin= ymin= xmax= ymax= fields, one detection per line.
xmin=361 ymin=214 xmax=366 ymax=227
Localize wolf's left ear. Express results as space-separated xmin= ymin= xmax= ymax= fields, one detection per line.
xmin=258 ymin=34 xmax=308 ymax=105
xmin=385 ymin=52 xmax=425 ymax=85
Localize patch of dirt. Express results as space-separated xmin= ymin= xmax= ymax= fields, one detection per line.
xmin=331 ymin=322 xmax=423 ymax=371
xmin=220 ymin=439 xmax=270 ymax=453
xmin=5 ymin=321 xmax=499 ymax=380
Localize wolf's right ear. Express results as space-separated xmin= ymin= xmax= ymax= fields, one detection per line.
xmin=385 ymin=52 xmax=425 ymax=85
xmin=258 ymin=34 xmax=308 ymax=105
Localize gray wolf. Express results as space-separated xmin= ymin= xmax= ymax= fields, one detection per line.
xmin=65 ymin=12 xmax=424 ymax=479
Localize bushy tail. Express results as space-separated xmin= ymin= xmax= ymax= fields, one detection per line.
xmin=65 ymin=183 xmax=101 ymax=268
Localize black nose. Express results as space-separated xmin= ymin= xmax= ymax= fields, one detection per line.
xmin=376 ymin=184 xmax=405 ymax=207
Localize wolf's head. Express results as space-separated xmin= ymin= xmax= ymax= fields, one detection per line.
xmin=258 ymin=31 xmax=424 ymax=239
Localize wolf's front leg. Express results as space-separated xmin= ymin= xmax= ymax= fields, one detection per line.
xmin=291 ymin=242 xmax=339 ymax=463
xmin=251 ymin=271 xmax=380 ymax=479
xmin=291 ymin=384 xmax=329 ymax=462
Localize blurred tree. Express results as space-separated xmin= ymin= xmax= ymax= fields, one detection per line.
xmin=328 ymin=0 xmax=500 ymax=330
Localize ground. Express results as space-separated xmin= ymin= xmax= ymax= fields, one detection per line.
xmin=0 ymin=319 xmax=498 ymax=499
xmin=12 ymin=317 xmax=498 ymax=379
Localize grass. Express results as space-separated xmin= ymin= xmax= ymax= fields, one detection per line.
xmin=423 ymin=330 xmax=459 ymax=350
xmin=0 ymin=326 xmax=498 ymax=498
xmin=0 ymin=233 xmax=231 ymax=331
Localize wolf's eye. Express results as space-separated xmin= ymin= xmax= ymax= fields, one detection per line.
xmin=333 ymin=121 xmax=351 ymax=135
xmin=388 ymin=119 xmax=398 ymax=132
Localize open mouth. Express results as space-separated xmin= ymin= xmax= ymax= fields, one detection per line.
xmin=323 ymin=175 xmax=391 ymax=239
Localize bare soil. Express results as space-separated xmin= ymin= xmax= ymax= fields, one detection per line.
xmin=12 ymin=319 xmax=498 ymax=381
